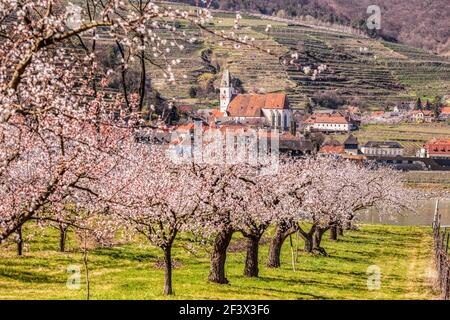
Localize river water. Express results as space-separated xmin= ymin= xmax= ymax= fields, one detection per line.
xmin=360 ymin=199 xmax=450 ymax=226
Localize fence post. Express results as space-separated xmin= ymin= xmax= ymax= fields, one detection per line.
xmin=433 ymin=199 xmax=439 ymax=227
xmin=432 ymin=199 xmax=449 ymax=300
xmin=446 ymin=233 xmax=450 ymax=300
xmin=446 ymin=233 xmax=450 ymax=255
xmin=445 ymin=263 xmax=450 ymax=300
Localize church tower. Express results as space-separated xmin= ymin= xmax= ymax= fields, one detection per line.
xmin=220 ymin=69 xmax=233 ymax=114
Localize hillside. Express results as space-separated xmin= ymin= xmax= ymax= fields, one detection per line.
xmin=143 ymin=6 xmax=450 ymax=110
xmin=172 ymin=0 xmax=450 ymax=57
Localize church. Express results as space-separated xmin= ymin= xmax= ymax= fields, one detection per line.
xmin=216 ymin=70 xmax=293 ymax=132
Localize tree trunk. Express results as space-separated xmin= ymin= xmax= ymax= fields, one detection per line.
xmin=298 ymin=224 xmax=316 ymax=253
xmin=59 ymin=226 xmax=67 ymax=252
xmin=208 ymin=228 xmax=234 ymax=284
xmin=244 ymin=235 xmax=260 ymax=277
xmin=115 ymin=41 xmax=131 ymax=112
xmin=267 ymin=227 xmax=284 ymax=268
xmin=17 ymin=226 xmax=23 ymax=256
xmin=163 ymin=245 xmax=173 ymax=295
xmin=303 ymin=236 xmax=313 ymax=252
xmin=344 ymin=220 xmax=352 ymax=230
xmin=313 ymin=228 xmax=324 ymax=248
xmin=83 ymin=249 xmax=90 ymax=300
xmin=329 ymin=225 xmax=338 ymax=241
xmin=138 ymin=38 xmax=146 ymax=112
xmin=267 ymin=224 xmax=297 ymax=268
xmin=338 ymin=226 xmax=344 ymax=236
xmin=313 ymin=227 xmax=329 ymax=255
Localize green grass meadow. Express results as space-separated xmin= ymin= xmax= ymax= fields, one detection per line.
xmin=0 ymin=225 xmax=438 ymax=300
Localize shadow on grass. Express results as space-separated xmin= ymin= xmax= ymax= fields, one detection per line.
xmin=0 ymin=267 xmax=61 ymax=283
xmin=295 ymin=268 xmax=368 ymax=279
xmin=93 ymin=247 xmax=158 ymax=262
xmin=257 ymin=286 xmax=329 ymax=300
xmin=361 ymin=228 xmax=425 ymax=238
xmin=339 ymin=237 xmax=414 ymax=250
xmin=247 ymin=274 xmax=368 ymax=293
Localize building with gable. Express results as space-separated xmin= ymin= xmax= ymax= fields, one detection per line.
xmin=303 ymin=112 xmax=355 ymax=132
xmin=343 ymin=135 xmax=359 ymax=155
xmin=421 ymin=138 xmax=450 ymax=159
xmin=218 ymin=70 xmax=293 ymax=131
xmin=361 ymin=141 xmax=404 ymax=157
xmin=411 ymin=109 xmax=434 ymax=123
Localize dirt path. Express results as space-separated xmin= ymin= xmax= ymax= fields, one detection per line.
xmin=404 ymin=230 xmax=439 ymax=299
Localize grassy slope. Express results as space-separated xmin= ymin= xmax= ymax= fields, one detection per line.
xmin=0 ymin=225 xmax=438 ymax=300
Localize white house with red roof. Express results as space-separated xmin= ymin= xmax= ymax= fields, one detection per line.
xmin=411 ymin=109 xmax=434 ymax=123
xmin=421 ymin=138 xmax=450 ymax=159
xmin=304 ymin=112 xmax=353 ymax=132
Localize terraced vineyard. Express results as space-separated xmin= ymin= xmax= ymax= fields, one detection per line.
xmin=145 ymin=13 xmax=295 ymax=102
xmin=66 ymin=2 xmax=450 ymax=110
xmin=141 ymin=5 xmax=450 ymax=110
xmin=381 ymin=42 xmax=450 ymax=99
xmin=266 ymin=25 xmax=409 ymax=108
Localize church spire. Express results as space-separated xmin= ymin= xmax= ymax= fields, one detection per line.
xmin=219 ymin=69 xmax=233 ymax=114
xmin=220 ymin=69 xmax=231 ymax=88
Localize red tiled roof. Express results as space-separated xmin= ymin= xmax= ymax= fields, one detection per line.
xmin=227 ymin=93 xmax=287 ymax=117
xmin=211 ymin=109 xmax=225 ymax=118
xmin=441 ymin=107 xmax=450 ymax=114
xmin=175 ymin=123 xmax=211 ymax=133
xmin=176 ymin=123 xmax=195 ymax=131
xmin=216 ymin=125 xmax=248 ymax=132
xmin=280 ymin=132 xmax=298 ymax=140
xmin=319 ymin=145 xmax=345 ymax=154
xmin=425 ymin=138 xmax=450 ymax=155
xmin=412 ymin=110 xmax=433 ymax=116
xmin=217 ymin=126 xmax=280 ymax=139
xmin=304 ymin=114 xmax=349 ymax=124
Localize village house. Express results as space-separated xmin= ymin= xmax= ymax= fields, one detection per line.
xmin=303 ymin=112 xmax=356 ymax=133
xmin=217 ymin=70 xmax=293 ymax=131
xmin=393 ymin=102 xmax=412 ymax=113
xmin=420 ymin=138 xmax=450 ymax=159
xmin=371 ymin=111 xmax=385 ymax=118
xmin=361 ymin=141 xmax=404 ymax=157
xmin=366 ymin=156 xmax=431 ymax=171
xmin=438 ymin=106 xmax=450 ymax=121
xmin=277 ymin=132 xmax=314 ymax=156
xmin=318 ymin=135 xmax=360 ymax=156
xmin=168 ymin=122 xmax=313 ymax=160
xmin=343 ymin=135 xmax=359 ymax=155
xmin=411 ymin=109 xmax=434 ymax=123
xmin=318 ymin=139 xmax=345 ymax=156
xmin=346 ymin=106 xmax=361 ymax=116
